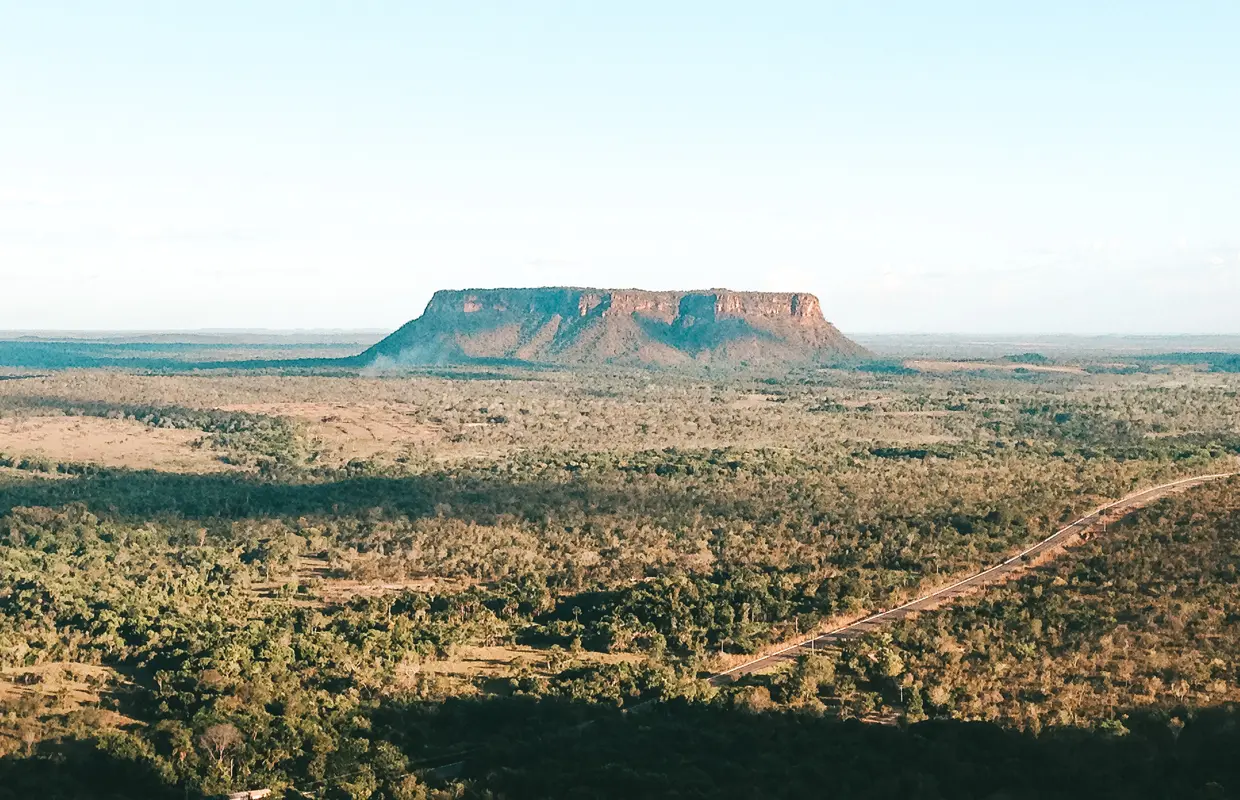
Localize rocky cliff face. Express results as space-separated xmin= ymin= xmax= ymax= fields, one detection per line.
xmin=365 ymin=287 xmax=868 ymax=367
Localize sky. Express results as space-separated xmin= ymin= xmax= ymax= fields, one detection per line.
xmin=2 ymin=2 xmax=1238 ymax=334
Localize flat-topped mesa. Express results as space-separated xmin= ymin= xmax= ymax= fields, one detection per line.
xmin=709 ymin=290 xmax=824 ymax=324
xmin=422 ymin=287 xmax=589 ymax=319
xmin=366 ymin=287 xmax=869 ymax=367
xmin=598 ymin=290 xmax=682 ymax=321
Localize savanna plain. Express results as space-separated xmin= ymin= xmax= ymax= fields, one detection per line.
xmin=2 ymin=346 xmax=1240 ymax=799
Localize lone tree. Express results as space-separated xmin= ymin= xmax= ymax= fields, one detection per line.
xmin=198 ymin=723 xmax=243 ymax=778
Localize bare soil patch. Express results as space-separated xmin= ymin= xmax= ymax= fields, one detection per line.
xmin=249 ymin=556 xmax=476 ymax=607
xmin=0 ymin=415 xmax=230 ymax=472
xmin=404 ymin=645 xmax=641 ymax=681
xmin=0 ymin=662 xmax=138 ymax=750
xmin=726 ymin=393 xmax=781 ymax=409
xmin=908 ymin=360 xmax=1086 ymax=375
xmin=0 ymin=663 xmax=119 ymax=708
xmin=220 ymin=402 xmax=442 ymax=466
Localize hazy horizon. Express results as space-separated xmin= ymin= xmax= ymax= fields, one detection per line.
xmin=4 ymin=3 xmax=1238 ymax=333
xmin=4 ymin=328 xmax=1239 ymax=340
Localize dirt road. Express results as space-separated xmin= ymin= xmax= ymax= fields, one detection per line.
xmin=709 ymin=471 xmax=1236 ymax=685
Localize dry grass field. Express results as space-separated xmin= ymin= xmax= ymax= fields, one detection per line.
xmin=0 ymin=415 xmax=229 ymax=472
xmin=907 ymin=359 xmax=1087 ymax=374
xmin=218 ymin=401 xmax=442 ymax=466
xmin=0 ymin=663 xmax=134 ymax=757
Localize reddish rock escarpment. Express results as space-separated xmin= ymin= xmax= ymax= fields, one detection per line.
xmin=365 ymin=288 xmax=868 ymax=367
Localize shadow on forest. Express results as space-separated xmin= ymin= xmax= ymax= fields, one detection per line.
xmin=4 ymin=696 xmax=1238 ymax=799
xmin=0 ymin=467 xmax=650 ymax=524
xmin=0 ymin=737 xmax=185 ymax=800
xmin=380 ymin=696 xmax=1237 ymax=799
xmin=375 ymin=696 xmax=1240 ymax=799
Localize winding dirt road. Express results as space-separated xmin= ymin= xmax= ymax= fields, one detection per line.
xmin=709 ymin=471 xmax=1237 ymax=685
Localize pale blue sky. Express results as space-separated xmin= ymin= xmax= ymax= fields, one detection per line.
xmin=2 ymin=2 xmax=1237 ymax=333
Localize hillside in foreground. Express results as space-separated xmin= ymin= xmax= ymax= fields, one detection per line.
xmin=363 ymin=287 xmax=869 ymax=367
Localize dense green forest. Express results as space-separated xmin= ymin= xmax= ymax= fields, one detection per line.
xmin=0 ymin=365 xmax=1237 ymax=798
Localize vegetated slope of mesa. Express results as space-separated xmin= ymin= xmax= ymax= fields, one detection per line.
xmin=361 ymin=287 xmax=870 ymax=367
